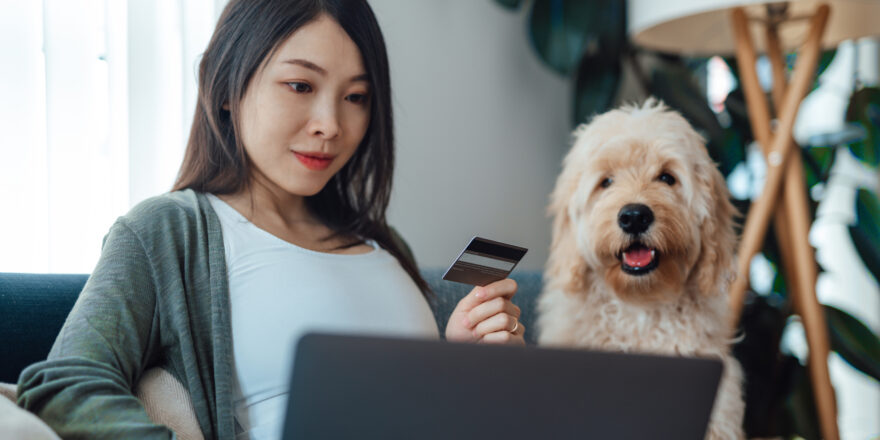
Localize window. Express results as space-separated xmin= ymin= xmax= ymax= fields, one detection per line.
xmin=0 ymin=0 xmax=224 ymax=273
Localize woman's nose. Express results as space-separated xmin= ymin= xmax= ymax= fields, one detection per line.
xmin=307 ymin=102 xmax=341 ymax=139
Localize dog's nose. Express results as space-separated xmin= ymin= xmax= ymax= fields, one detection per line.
xmin=618 ymin=204 xmax=654 ymax=234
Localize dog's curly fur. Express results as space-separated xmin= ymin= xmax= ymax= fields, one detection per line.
xmin=536 ymin=99 xmax=745 ymax=439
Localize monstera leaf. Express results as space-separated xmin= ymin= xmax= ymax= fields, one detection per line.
xmin=845 ymin=87 xmax=880 ymax=166
xmin=573 ymin=47 xmax=621 ymax=125
xmin=525 ymin=0 xmax=625 ymax=76
xmin=803 ymin=146 xmax=835 ymax=190
xmin=647 ymin=56 xmax=746 ymax=177
xmin=825 ymin=305 xmax=880 ymax=382
xmin=493 ymin=0 xmax=627 ymax=124
xmin=849 ymin=189 xmax=880 ymax=284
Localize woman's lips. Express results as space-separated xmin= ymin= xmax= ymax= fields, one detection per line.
xmin=293 ymin=151 xmax=334 ymax=171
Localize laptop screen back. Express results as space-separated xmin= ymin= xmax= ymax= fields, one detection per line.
xmin=283 ymin=333 xmax=722 ymax=440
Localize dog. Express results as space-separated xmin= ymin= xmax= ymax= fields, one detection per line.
xmin=536 ymin=99 xmax=745 ymax=439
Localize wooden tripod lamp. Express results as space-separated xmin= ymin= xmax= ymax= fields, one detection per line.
xmin=628 ymin=1 xmax=880 ymax=439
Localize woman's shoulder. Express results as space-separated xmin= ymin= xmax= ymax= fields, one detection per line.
xmin=118 ymin=189 xmax=214 ymax=237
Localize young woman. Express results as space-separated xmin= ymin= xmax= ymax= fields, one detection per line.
xmin=17 ymin=0 xmax=524 ymax=438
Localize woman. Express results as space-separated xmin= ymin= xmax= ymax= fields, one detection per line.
xmin=17 ymin=0 xmax=524 ymax=439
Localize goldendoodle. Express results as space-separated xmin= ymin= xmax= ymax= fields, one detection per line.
xmin=536 ymin=99 xmax=745 ymax=439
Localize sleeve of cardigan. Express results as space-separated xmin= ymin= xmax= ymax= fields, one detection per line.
xmin=16 ymin=220 xmax=175 ymax=439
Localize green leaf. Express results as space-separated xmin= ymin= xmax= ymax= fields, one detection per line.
xmin=845 ymin=87 xmax=880 ymax=167
xmin=786 ymin=49 xmax=837 ymax=92
xmin=825 ymin=305 xmax=880 ymax=382
xmin=572 ymin=53 xmax=620 ymax=125
xmin=802 ymin=146 xmax=835 ymax=189
xmin=722 ymin=87 xmax=752 ymax=143
xmin=801 ymin=146 xmax=836 ymax=218
xmin=648 ymin=56 xmax=744 ymax=176
xmin=493 ymin=0 xmax=524 ymax=11
xmin=526 ymin=0 xmax=625 ymax=76
xmin=816 ymin=49 xmax=836 ymax=79
xmin=849 ymin=189 xmax=880 ymax=284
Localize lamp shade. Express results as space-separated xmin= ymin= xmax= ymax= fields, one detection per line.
xmin=628 ymin=0 xmax=880 ymax=55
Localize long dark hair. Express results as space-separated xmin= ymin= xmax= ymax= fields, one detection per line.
xmin=173 ymin=0 xmax=430 ymax=298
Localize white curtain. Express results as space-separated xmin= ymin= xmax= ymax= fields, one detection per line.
xmin=0 ymin=0 xmax=226 ymax=274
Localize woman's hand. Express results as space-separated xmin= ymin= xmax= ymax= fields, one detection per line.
xmin=445 ymin=278 xmax=524 ymax=345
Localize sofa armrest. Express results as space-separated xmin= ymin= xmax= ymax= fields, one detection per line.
xmin=0 ymin=273 xmax=87 ymax=383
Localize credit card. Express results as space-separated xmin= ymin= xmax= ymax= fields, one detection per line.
xmin=442 ymin=237 xmax=528 ymax=286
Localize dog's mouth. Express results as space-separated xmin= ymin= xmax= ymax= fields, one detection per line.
xmin=618 ymin=243 xmax=660 ymax=276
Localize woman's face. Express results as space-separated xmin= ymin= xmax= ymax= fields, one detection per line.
xmin=238 ymin=14 xmax=371 ymax=197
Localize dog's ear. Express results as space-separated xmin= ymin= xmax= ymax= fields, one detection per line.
xmin=546 ymin=174 xmax=591 ymax=294
xmin=692 ymin=161 xmax=738 ymax=297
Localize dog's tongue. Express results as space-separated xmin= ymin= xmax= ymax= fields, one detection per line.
xmin=623 ymin=247 xmax=654 ymax=268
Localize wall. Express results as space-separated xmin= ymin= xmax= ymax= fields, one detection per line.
xmin=368 ymin=0 xmax=573 ymax=272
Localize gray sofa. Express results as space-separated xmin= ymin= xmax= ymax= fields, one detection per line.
xmin=0 ymin=268 xmax=544 ymax=385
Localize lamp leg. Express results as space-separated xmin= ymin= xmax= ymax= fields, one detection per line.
xmin=764 ymin=24 xmax=801 ymax=304
xmin=729 ymin=6 xmax=839 ymax=440
xmin=766 ymin=23 xmax=839 ymax=435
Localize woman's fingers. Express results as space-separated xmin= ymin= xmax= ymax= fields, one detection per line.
xmin=466 ymin=297 xmax=520 ymax=328
xmin=460 ymin=278 xmax=518 ymax=312
xmin=446 ymin=278 xmax=520 ymax=342
xmin=480 ymin=323 xmax=526 ymax=345
xmin=479 ymin=278 xmax=518 ymax=300
xmin=472 ymin=311 xmax=519 ymax=339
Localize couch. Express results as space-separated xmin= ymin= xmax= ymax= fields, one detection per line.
xmin=0 ymin=268 xmax=544 ymax=438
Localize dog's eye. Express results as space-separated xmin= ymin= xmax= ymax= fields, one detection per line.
xmin=658 ymin=172 xmax=676 ymax=186
xmin=599 ymin=177 xmax=613 ymax=188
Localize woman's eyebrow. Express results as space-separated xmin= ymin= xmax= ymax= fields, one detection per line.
xmin=282 ymin=58 xmax=369 ymax=82
xmin=283 ymin=58 xmax=326 ymax=74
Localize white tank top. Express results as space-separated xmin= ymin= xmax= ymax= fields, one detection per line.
xmin=207 ymin=195 xmax=439 ymax=440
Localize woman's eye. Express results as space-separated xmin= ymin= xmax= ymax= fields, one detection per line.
xmin=658 ymin=172 xmax=676 ymax=186
xmin=600 ymin=177 xmax=613 ymax=188
xmin=346 ymin=93 xmax=368 ymax=104
xmin=287 ymin=82 xmax=312 ymax=93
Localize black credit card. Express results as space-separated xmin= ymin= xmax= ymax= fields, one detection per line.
xmin=442 ymin=237 xmax=528 ymax=286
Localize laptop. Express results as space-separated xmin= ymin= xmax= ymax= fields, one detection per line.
xmin=282 ymin=333 xmax=722 ymax=440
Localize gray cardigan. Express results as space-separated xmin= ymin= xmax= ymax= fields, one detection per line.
xmin=18 ymin=190 xmax=417 ymax=439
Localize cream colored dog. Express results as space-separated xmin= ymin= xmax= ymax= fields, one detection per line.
xmin=537 ymin=99 xmax=745 ymax=439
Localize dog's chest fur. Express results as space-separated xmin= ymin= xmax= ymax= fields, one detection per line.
xmin=539 ymin=285 xmax=730 ymax=358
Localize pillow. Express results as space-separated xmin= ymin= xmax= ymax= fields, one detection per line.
xmin=135 ymin=368 xmax=205 ymax=440
xmin=0 ymin=383 xmax=61 ymax=440
xmin=0 ymin=368 xmax=204 ymax=440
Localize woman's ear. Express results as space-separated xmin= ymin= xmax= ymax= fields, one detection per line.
xmin=692 ymin=162 xmax=738 ymax=296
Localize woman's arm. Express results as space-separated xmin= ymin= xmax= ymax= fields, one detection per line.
xmin=17 ymin=220 xmax=175 ymax=439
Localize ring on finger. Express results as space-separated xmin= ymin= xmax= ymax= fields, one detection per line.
xmin=510 ymin=319 xmax=519 ymax=334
